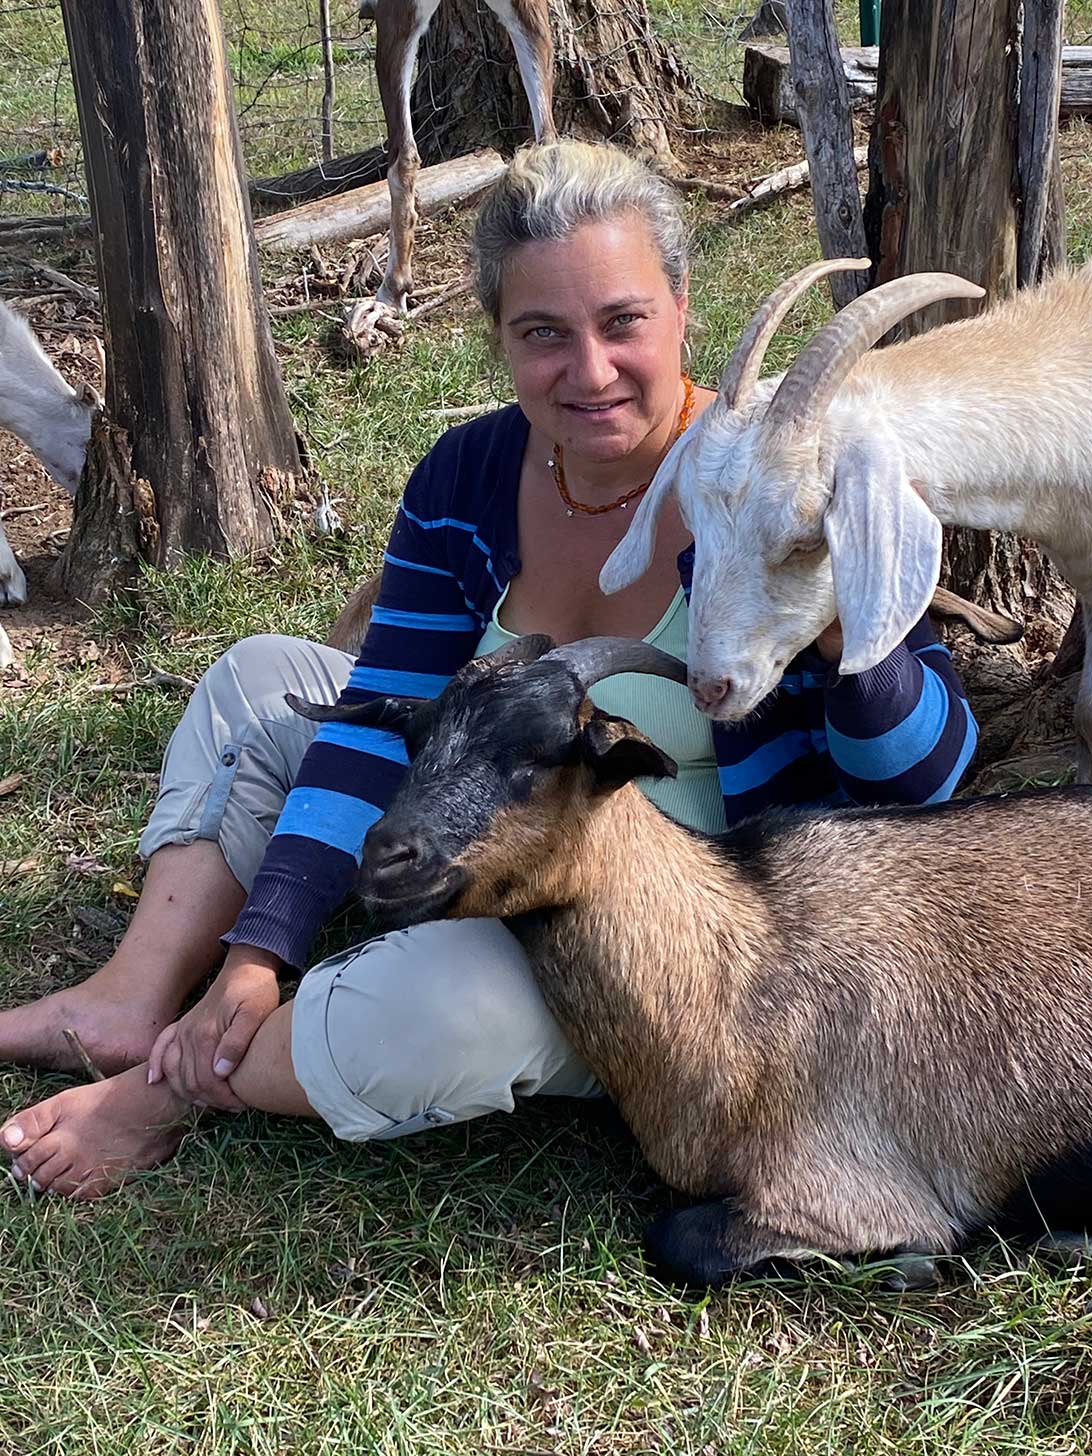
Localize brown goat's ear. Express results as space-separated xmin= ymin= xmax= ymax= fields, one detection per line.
xmin=581 ymin=710 xmax=678 ymax=790
xmin=284 ymin=691 xmax=420 ymax=735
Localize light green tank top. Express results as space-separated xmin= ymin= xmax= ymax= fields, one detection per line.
xmin=475 ymin=586 xmax=725 ymax=834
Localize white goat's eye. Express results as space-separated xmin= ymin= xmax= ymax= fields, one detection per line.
xmin=779 ymin=538 xmax=824 ymax=567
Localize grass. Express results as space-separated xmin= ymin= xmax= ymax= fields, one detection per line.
xmin=2 ymin=0 xmax=1092 ymax=1448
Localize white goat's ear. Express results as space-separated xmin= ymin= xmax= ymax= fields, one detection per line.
xmin=823 ymin=438 xmax=942 ymax=674
xmin=598 ymin=466 xmax=676 ymax=595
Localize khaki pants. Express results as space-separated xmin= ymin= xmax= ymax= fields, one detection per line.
xmin=140 ymin=636 xmax=600 ymax=1141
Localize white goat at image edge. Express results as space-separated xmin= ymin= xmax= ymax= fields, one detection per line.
xmin=599 ymin=258 xmax=1092 ymax=770
xmin=0 ymin=301 xmax=97 ymax=668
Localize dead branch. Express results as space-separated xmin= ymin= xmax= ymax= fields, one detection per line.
xmin=62 ymin=1027 xmax=106 ymax=1082
xmin=11 ymin=258 xmax=99 ymax=303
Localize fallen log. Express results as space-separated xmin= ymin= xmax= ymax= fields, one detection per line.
xmin=744 ymin=43 xmax=1092 ymax=125
xmin=250 ymin=142 xmax=388 ymax=209
xmin=254 ymin=149 xmax=505 ymax=253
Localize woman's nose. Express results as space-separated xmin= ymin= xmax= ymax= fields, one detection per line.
xmin=568 ymin=336 xmax=618 ymax=392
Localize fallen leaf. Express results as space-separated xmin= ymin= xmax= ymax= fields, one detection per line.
xmin=112 ymin=880 xmax=140 ymax=899
xmin=65 ymin=851 xmax=110 ymax=877
xmin=632 ymin=1325 xmax=653 ymax=1356
xmin=697 ymin=1306 xmax=710 ymax=1340
xmin=0 ymin=774 xmax=24 ymax=797
xmin=250 ymin=1295 xmax=271 ymax=1320
xmin=0 ymin=857 xmax=40 ymax=875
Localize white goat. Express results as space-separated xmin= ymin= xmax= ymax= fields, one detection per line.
xmin=600 ymin=258 xmax=1092 ymax=770
xmin=0 ymin=301 xmax=96 ymax=667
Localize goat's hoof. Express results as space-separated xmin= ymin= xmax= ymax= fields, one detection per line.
xmin=879 ymin=1253 xmax=942 ymax=1292
xmin=1030 ymin=1231 xmax=1092 ymax=1267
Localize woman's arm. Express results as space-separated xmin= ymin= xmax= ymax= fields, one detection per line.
xmin=224 ymin=455 xmax=486 ymax=970
xmin=823 ymin=614 xmax=979 ymax=806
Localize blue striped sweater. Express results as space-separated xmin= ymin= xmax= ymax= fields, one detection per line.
xmin=225 ymin=405 xmax=978 ymax=969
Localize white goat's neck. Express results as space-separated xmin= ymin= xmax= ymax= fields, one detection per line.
xmin=823 ymin=268 xmax=1092 ymax=557
xmin=519 ymin=788 xmax=769 ymax=1192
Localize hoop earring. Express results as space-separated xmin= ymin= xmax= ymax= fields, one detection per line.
xmin=682 ymin=336 xmax=693 ymax=374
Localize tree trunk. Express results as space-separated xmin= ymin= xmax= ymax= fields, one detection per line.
xmin=863 ymin=0 xmax=1068 ymax=629
xmin=413 ymin=0 xmax=703 ymax=171
xmin=57 ymin=0 xmax=303 ymax=603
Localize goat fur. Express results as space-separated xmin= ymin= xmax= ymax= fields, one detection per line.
xmin=0 ymin=302 xmax=96 ymax=667
xmin=297 ymin=640 xmax=1092 ymax=1287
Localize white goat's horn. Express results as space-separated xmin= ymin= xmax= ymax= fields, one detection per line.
xmin=761 ymin=272 xmax=986 ymax=437
xmin=718 ymin=257 xmax=871 ymax=412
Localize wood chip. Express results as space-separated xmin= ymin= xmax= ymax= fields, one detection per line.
xmin=0 ymin=773 xmax=24 ymax=797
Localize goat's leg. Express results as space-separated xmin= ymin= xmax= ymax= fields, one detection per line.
xmin=0 ymin=624 xmax=12 ymax=671
xmin=1073 ymin=592 xmax=1092 ymax=783
xmin=483 ymin=0 xmax=556 ymax=142
xmin=372 ymin=0 xmax=441 ymax=312
xmin=0 ymin=522 xmax=26 ymax=608
xmin=645 ymin=1201 xmax=947 ymax=1290
xmin=643 ymin=1201 xmax=829 ymax=1288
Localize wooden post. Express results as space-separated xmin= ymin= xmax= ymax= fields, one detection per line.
xmin=57 ymin=0 xmax=303 ymax=602
xmin=1017 ymin=0 xmax=1065 ymax=286
xmin=319 ymin=0 xmax=335 ymax=164
xmin=786 ymin=0 xmax=870 ymax=309
xmin=863 ymin=0 xmax=1070 ymax=636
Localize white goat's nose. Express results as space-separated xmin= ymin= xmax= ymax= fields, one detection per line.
xmin=690 ymin=675 xmax=730 ymax=715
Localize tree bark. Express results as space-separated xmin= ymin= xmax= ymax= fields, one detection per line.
xmin=863 ymin=0 xmax=1068 ymax=632
xmin=413 ymin=0 xmax=703 ymax=171
xmin=58 ymin=0 xmax=303 ymax=603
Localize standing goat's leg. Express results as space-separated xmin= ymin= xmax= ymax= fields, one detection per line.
xmin=370 ymin=0 xmax=442 ymax=312
xmin=0 ymin=625 xmax=12 ymax=671
xmin=483 ymin=0 xmax=556 ymax=142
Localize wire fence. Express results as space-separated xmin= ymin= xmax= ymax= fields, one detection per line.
xmin=0 ymin=0 xmax=1089 ymax=225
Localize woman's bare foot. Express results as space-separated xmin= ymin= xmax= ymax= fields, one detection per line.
xmin=0 ymin=965 xmax=180 ymax=1077
xmin=0 ymin=1065 xmax=191 ymax=1199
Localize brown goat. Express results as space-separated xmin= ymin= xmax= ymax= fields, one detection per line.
xmin=289 ymin=634 xmax=1092 ymax=1288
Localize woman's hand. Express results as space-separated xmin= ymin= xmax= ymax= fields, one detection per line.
xmin=146 ymin=946 xmax=282 ymax=1109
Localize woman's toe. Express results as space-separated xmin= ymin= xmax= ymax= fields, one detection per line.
xmin=2 ymin=1101 xmax=58 ymax=1157
xmin=10 ymin=1128 xmax=65 ymax=1179
xmin=24 ymin=1149 xmax=73 ymax=1194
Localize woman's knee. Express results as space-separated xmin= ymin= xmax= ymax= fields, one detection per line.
xmin=290 ymin=920 xmax=596 ymax=1142
xmin=198 ymin=634 xmax=324 ymax=724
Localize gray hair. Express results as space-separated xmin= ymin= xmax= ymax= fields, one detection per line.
xmin=472 ymin=141 xmax=690 ymax=323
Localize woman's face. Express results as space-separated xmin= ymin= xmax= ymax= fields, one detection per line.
xmin=497 ymin=216 xmax=688 ymax=465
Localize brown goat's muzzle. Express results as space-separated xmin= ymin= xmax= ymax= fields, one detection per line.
xmin=359 ymin=819 xmax=468 ymax=926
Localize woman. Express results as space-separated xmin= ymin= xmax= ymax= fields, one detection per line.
xmin=0 ymin=142 xmax=978 ymax=1197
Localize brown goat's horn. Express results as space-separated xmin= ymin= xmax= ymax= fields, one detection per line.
xmin=284 ymin=691 xmax=420 ymax=728
xmin=474 ymin=634 xmax=555 ymax=671
xmin=718 ymin=257 xmax=871 ymax=413
xmin=543 ymin=637 xmax=687 ymax=692
xmin=761 ymin=272 xmax=986 ymax=438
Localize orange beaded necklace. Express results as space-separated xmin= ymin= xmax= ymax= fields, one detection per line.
xmin=548 ymin=374 xmax=696 ymax=518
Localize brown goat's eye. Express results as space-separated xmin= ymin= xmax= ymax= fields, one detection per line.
xmin=511 ymin=766 xmax=536 ymax=802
